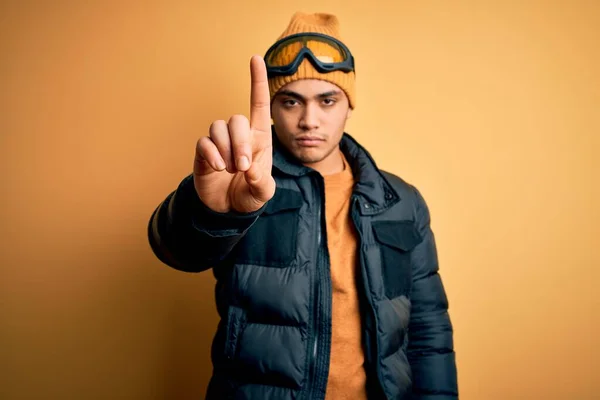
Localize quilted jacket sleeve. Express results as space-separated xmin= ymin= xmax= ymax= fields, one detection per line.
xmin=407 ymin=186 xmax=459 ymax=399
xmin=147 ymin=174 xmax=265 ymax=272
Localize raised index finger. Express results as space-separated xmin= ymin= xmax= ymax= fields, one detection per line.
xmin=249 ymin=55 xmax=272 ymax=134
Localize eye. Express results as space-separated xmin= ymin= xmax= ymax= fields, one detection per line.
xmin=322 ymin=98 xmax=336 ymax=106
xmin=283 ymin=99 xmax=299 ymax=107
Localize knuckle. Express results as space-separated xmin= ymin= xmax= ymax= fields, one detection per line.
xmin=228 ymin=114 xmax=249 ymax=125
xmin=210 ymin=119 xmax=226 ymax=128
xmin=198 ymin=136 xmax=212 ymax=147
xmin=197 ymin=137 xmax=208 ymax=150
xmin=232 ymin=142 xmax=249 ymax=154
xmin=197 ymin=139 xmax=214 ymax=156
xmin=209 ymin=120 xmax=227 ymax=134
xmin=253 ymin=100 xmax=270 ymax=109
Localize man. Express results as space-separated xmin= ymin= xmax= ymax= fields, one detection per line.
xmin=148 ymin=12 xmax=458 ymax=400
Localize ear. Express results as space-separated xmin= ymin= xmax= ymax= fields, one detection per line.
xmin=346 ymin=107 xmax=353 ymax=120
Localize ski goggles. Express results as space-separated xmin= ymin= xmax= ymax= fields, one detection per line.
xmin=264 ymin=32 xmax=355 ymax=78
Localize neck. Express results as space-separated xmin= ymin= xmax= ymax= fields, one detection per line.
xmin=304 ymin=147 xmax=345 ymax=176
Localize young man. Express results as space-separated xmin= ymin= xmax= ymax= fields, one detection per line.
xmin=148 ymin=12 xmax=458 ymax=400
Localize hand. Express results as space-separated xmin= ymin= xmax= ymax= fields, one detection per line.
xmin=193 ymin=56 xmax=275 ymax=214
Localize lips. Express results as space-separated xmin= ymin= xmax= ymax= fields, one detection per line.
xmin=296 ymin=136 xmax=325 ymax=147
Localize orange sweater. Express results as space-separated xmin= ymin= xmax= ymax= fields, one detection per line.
xmin=323 ymin=152 xmax=368 ymax=400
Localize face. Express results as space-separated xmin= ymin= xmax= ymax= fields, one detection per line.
xmin=271 ymin=79 xmax=352 ymax=173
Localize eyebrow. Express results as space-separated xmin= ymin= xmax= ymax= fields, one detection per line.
xmin=276 ymin=89 xmax=342 ymax=101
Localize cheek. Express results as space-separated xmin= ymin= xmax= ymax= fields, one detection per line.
xmin=331 ymin=108 xmax=349 ymax=129
xmin=273 ymin=111 xmax=297 ymax=141
xmin=277 ymin=110 xmax=301 ymax=130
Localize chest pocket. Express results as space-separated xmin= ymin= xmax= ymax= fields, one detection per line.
xmin=372 ymin=220 xmax=423 ymax=299
xmin=234 ymin=188 xmax=303 ymax=268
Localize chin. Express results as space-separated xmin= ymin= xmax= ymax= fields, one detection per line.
xmin=297 ymin=155 xmax=325 ymax=165
xmin=291 ymin=149 xmax=325 ymax=164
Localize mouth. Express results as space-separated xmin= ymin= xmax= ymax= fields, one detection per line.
xmin=295 ymin=135 xmax=325 ymax=147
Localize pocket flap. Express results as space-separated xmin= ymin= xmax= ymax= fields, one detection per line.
xmin=372 ymin=220 xmax=423 ymax=252
xmin=264 ymin=188 xmax=303 ymax=215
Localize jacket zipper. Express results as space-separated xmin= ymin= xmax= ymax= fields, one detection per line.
xmin=306 ymin=174 xmax=326 ymax=400
xmin=351 ymin=196 xmax=387 ymax=399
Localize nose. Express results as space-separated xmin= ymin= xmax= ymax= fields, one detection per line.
xmin=299 ymin=103 xmax=320 ymax=131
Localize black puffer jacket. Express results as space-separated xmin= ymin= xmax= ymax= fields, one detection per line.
xmin=148 ymin=131 xmax=458 ymax=400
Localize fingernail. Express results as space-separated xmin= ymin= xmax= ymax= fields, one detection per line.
xmin=216 ymin=159 xmax=226 ymax=171
xmin=238 ymin=156 xmax=250 ymax=171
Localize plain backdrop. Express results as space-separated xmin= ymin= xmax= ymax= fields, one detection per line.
xmin=1 ymin=1 xmax=598 ymax=399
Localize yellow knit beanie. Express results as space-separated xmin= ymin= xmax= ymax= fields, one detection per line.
xmin=267 ymin=12 xmax=356 ymax=109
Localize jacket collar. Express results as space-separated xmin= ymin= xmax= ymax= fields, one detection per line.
xmin=271 ymin=127 xmax=401 ymax=215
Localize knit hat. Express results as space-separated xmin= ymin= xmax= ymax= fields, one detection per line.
xmin=267 ymin=12 xmax=356 ymax=109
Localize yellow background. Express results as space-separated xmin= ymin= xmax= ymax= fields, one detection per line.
xmin=1 ymin=1 xmax=598 ymax=399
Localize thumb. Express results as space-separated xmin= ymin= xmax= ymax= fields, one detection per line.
xmin=244 ymin=162 xmax=276 ymax=203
